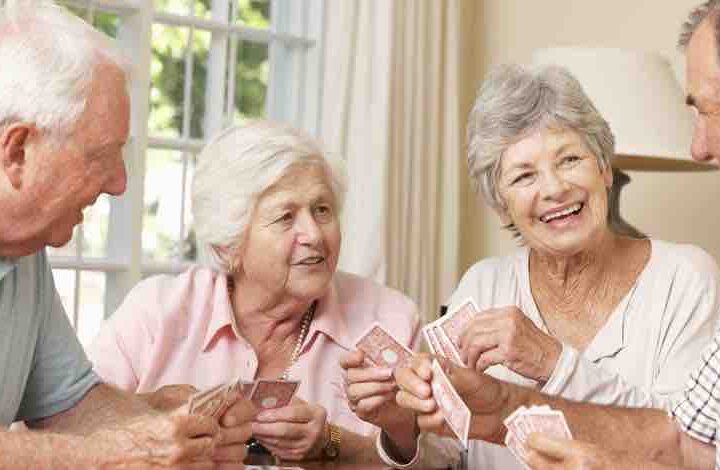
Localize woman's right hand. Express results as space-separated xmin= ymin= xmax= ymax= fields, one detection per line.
xmin=458 ymin=306 xmax=561 ymax=382
xmin=339 ymin=350 xmax=417 ymax=444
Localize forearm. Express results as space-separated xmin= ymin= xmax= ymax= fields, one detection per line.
xmin=0 ymin=429 xmax=100 ymax=469
xmin=332 ymin=426 xmax=384 ymax=464
xmin=517 ymin=386 xmax=684 ymax=464
xmin=30 ymin=383 xmax=154 ymax=435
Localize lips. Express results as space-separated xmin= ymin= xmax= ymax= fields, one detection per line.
xmin=293 ymin=255 xmax=325 ymax=266
xmin=539 ymin=202 xmax=584 ymax=223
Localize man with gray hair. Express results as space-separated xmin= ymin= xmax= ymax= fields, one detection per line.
xmin=394 ymin=1 xmax=720 ymax=469
xmin=0 ymin=1 xmax=252 ymax=468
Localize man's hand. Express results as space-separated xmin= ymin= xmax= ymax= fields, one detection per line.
xmin=88 ymin=410 xmax=219 ymax=468
xmin=340 ymin=350 xmax=418 ymax=460
xmin=526 ymin=433 xmax=647 ymax=470
xmin=215 ymin=396 xmax=255 ymax=465
xmin=251 ymin=397 xmax=328 ymax=461
xmin=140 ymin=384 xmax=198 ymax=412
xmin=395 ymin=354 xmax=518 ymax=444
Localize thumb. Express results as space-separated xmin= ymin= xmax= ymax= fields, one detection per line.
xmin=526 ymin=432 xmax=574 ymax=459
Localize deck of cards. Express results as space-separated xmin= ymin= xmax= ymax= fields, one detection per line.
xmin=504 ymin=405 xmax=573 ymax=467
xmin=422 ymin=298 xmax=479 ymax=367
xmin=355 ymin=322 xmax=413 ymax=368
xmin=187 ymin=378 xmax=300 ymax=417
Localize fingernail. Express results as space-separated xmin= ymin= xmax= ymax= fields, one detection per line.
xmin=380 ymin=368 xmax=393 ymax=378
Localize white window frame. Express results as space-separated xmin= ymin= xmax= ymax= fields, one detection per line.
xmin=48 ymin=0 xmax=326 ymax=335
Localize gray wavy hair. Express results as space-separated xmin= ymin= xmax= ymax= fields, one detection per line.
xmin=192 ymin=120 xmax=347 ymax=273
xmin=466 ymin=64 xmax=615 ymax=213
xmin=679 ymin=1 xmax=720 ymax=57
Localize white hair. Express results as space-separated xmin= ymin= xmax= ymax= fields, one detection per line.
xmin=0 ymin=0 xmax=129 ymax=138
xmin=192 ymin=120 xmax=347 ymax=273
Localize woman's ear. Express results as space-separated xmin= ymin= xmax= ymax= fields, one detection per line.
xmin=602 ymin=165 xmax=613 ymax=189
xmin=495 ymin=205 xmax=513 ymax=226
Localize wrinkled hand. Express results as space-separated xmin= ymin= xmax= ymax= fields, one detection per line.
xmin=215 ymin=396 xmax=255 ymax=466
xmin=141 ymin=384 xmax=198 ymax=412
xmin=251 ymin=397 xmax=327 ymax=461
xmin=395 ymin=354 xmax=516 ymax=444
xmin=89 ymin=409 xmax=219 ymax=469
xmin=340 ymin=350 xmax=414 ymax=430
xmin=526 ymin=433 xmax=634 ymax=469
xmin=458 ymin=306 xmax=561 ymax=382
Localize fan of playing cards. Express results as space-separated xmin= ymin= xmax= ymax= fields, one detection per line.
xmin=186 ymin=378 xmax=300 ymax=417
xmin=422 ymin=298 xmax=479 ymax=367
xmin=504 ymin=405 xmax=573 ymax=467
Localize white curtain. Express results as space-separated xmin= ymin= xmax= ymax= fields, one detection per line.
xmin=320 ymin=0 xmax=472 ymax=321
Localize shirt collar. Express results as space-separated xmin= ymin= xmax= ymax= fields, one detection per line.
xmin=306 ymin=278 xmax=354 ymax=350
xmin=202 ymin=274 xmax=237 ymax=351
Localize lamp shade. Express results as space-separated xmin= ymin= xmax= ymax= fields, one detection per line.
xmin=532 ymin=47 xmax=714 ymax=172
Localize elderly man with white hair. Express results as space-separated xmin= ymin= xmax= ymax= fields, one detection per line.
xmin=0 ymin=1 xmax=252 ymax=468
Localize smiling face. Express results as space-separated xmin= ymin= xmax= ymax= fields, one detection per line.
xmin=27 ymin=63 xmax=129 ymax=248
xmin=235 ymin=163 xmax=341 ymax=303
xmin=497 ymin=127 xmax=613 ymax=257
xmin=686 ymin=15 xmax=720 ymax=167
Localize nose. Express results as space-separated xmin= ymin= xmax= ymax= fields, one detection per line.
xmin=295 ymin=211 xmax=322 ymax=245
xmin=104 ymin=159 xmax=127 ymax=196
xmin=539 ymin=169 xmax=569 ymax=200
xmin=691 ymin=118 xmax=715 ymax=164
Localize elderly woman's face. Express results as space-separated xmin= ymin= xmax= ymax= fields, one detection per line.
xmin=238 ymin=164 xmax=341 ymax=301
xmin=497 ymin=127 xmax=612 ymax=256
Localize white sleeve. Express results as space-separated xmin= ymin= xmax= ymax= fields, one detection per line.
xmin=376 ymin=431 xmax=462 ymax=469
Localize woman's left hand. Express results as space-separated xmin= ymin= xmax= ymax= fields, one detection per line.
xmin=251 ymin=397 xmax=328 ymax=461
xmin=458 ymin=306 xmax=561 ymax=382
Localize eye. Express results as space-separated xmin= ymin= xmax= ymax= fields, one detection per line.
xmin=560 ymin=154 xmax=581 ymax=166
xmin=273 ymin=212 xmax=294 ymax=224
xmin=314 ymin=204 xmax=334 ymax=221
xmin=510 ymin=172 xmax=534 ymax=186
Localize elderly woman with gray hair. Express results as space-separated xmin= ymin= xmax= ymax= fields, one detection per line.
xmin=353 ymin=64 xmax=720 ymax=468
xmin=87 ymin=120 xmax=419 ymax=464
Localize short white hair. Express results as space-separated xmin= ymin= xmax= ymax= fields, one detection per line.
xmin=192 ymin=120 xmax=347 ymax=273
xmin=0 ymin=0 xmax=129 ymax=138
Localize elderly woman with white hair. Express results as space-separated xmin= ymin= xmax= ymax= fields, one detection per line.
xmin=344 ymin=64 xmax=720 ymax=468
xmin=88 ymin=120 xmax=419 ymax=463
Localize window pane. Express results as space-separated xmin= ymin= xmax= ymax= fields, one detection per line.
xmin=189 ymin=29 xmax=211 ymax=139
xmin=150 ymin=24 xmax=190 ymax=138
xmin=77 ymin=271 xmax=106 ymax=348
xmin=92 ymin=11 xmax=120 ymax=38
xmin=154 ymin=0 xmax=213 ymax=19
xmin=143 ymin=148 xmax=187 ymax=261
xmin=182 ymin=156 xmax=197 ymax=261
xmin=235 ymin=0 xmax=270 ymax=28
xmin=81 ymin=195 xmax=110 ymax=258
xmin=233 ymin=40 xmax=268 ymax=120
xmin=52 ymin=269 xmax=76 ymax=327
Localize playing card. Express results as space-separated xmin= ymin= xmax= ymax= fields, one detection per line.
xmin=422 ymin=325 xmax=441 ymax=355
xmin=430 ymin=359 xmax=470 ymax=447
xmin=189 ymin=383 xmax=238 ymax=418
xmin=504 ymin=430 xmax=530 ymax=469
xmin=436 ymin=299 xmax=479 ymax=352
xmin=525 ymin=408 xmax=573 ymax=439
xmin=504 ymin=405 xmax=572 ymax=468
xmin=355 ymin=322 xmax=413 ymax=368
xmin=249 ymin=379 xmax=300 ymax=410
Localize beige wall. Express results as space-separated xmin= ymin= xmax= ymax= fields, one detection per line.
xmin=460 ymin=0 xmax=720 ymax=273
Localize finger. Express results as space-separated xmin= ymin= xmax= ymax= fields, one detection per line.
xmin=356 ymin=392 xmax=395 ymax=414
xmin=474 ymin=347 xmax=506 ymax=372
xmin=462 ymin=333 xmax=500 ymax=367
xmin=218 ymin=421 xmax=252 ymax=445
xmin=396 ymin=389 xmax=437 ymax=414
xmin=345 ymin=365 xmax=394 ymax=384
xmin=256 ymin=404 xmax=313 ymax=423
xmin=395 ymin=366 xmax=432 ymax=399
xmin=221 ymin=397 xmax=256 ymax=427
xmin=339 ymin=349 xmax=366 ymax=370
xmin=416 ymin=410 xmax=449 ymax=434
xmin=526 ymin=433 xmax=575 ymax=459
xmin=347 ymin=380 xmax=397 ymax=402
xmin=252 ymin=421 xmax=305 ymax=440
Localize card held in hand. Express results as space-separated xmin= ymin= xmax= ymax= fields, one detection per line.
xmin=249 ymin=379 xmax=300 ymax=410
xmin=430 ymin=359 xmax=470 ymax=448
xmin=355 ymin=322 xmax=413 ymax=368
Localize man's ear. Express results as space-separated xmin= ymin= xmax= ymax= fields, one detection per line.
xmin=0 ymin=123 xmax=34 ymax=189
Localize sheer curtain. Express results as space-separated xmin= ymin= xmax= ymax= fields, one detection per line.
xmin=320 ymin=0 xmax=476 ymax=321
